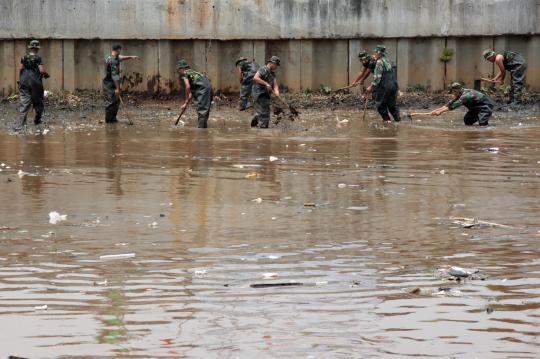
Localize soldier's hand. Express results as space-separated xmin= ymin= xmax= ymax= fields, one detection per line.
xmin=430 ymin=110 xmax=440 ymax=116
xmin=265 ymin=84 xmax=273 ymax=92
xmin=43 ymin=72 xmax=50 ymax=79
xmin=133 ymin=56 xmax=140 ymax=60
xmin=115 ymin=88 xmax=121 ymax=96
xmin=180 ymin=103 xmax=188 ymax=110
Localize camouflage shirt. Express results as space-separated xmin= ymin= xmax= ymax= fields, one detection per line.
xmin=240 ymin=61 xmax=260 ymax=80
xmin=362 ymin=58 xmax=376 ymax=72
xmin=446 ymin=89 xmax=487 ymax=110
xmin=371 ymin=56 xmax=393 ymax=87
xmin=105 ymin=55 xmax=123 ymax=81
xmin=257 ymin=66 xmax=276 ymax=84
xmin=181 ymin=69 xmax=206 ymax=86
xmin=21 ymin=53 xmax=43 ymax=73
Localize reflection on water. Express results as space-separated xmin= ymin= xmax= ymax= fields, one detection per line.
xmin=0 ymin=109 xmax=539 ymax=358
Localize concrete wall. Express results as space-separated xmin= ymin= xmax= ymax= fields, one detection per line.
xmin=1 ymin=0 xmax=539 ymax=39
xmin=1 ymin=0 xmax=539 ymax=95
xmin=1 ymin=36 xmax=540 ymax=96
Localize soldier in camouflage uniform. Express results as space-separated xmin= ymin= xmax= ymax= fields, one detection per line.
xmin=176 ymin=59 xmax=213 ymax=128
xmin=14 ymin=40 xmax=50 ymax=132
xmin=102 ymin=44 xmax=139 ymax=123
xmin=365 ymin=45 xmax=400 ymax=122
xmin=352 ymin=50 xmax=376 ymax=86
xmin=252 ymin=56 xmax=281 ymax=129
xmin=483 ymin=49 xmax=527 ymax=104
xmin=236 ymin=57 xmax=260 ymax=111
xmin=430 ymin=82 xmax=494 ymax=126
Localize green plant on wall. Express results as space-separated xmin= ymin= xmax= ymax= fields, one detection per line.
xmin=439 ymin=47 xmax=454 ymax=63
xmin=440 ymin=47 xmax=454 ymax=89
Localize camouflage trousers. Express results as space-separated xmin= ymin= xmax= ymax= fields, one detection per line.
xmin=239 ymin=82 xmax=253 ymax=110
xmin=16 ymin=77 xmax=44 ymax=130
xmin=103 ymin=78 xmax=119 ymax=123
xmin=509 ymin=62 xmax=527 ymax=103
xmin=193 ymin=87 xmax=213 ymax=128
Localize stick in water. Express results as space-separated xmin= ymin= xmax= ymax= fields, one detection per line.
xmin=119 ymin=96 xmax=133 ymax=125
xmin=174 ymin=105 xmax=188 ymax=126
xmin=362 ymin=96 xmax=368 ymax=121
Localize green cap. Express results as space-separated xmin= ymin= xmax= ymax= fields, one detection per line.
xmin=483 ymin=49 xmax=496 ymax=60
xmin=235 ymin=57 xmax=248 ymax=66
xmin=449 ymin=82 xmax=464 ymax=93
xmin=28 ymin=40 xmax=40 ymax=49
xmin=267 ymin=55 xmax=281 ymax=66
xmin=373 ymin=45 xmax=386 ymax=54
xmin=176 ymin=58 xmax=190 ymax=69
xmin=358 ymin=50 xmax=369 ymax=60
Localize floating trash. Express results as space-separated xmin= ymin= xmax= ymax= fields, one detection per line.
xmin=48 ymin=211 xmax=67 ymax=224
xmin=99 ymin=253 xmax=136 ymax=260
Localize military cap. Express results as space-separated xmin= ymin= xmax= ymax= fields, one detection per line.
xmin=483 ymin=49 xmax=496 ymax=60
xmin=358 ymin=50 xmax=370 ymax=61
xmin=449 ymin=82 xmax=464 ymax=93
xmin=235 ymin=57 xmax=248 ymax=66
xmin=176 ymin=58 xmax=190 ymax=69
xmin=373 ymin=45 xmax=386 ymax=54
xmin=28 ymin=40 xmax=40 ymax=49
xmin=267 ymin=56 xmax=281 ymax=66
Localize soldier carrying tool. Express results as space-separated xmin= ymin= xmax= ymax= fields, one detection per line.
xmin=482 ymin=49 xmax=527 ymax=105
xmin=176 ymin=58 xmax=213 ymax=128
xmin=14 ymin=40 xmax=50 ymax=133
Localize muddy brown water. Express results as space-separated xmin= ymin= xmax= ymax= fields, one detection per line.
xmin=0 ymin=105 xmax=539 ymax=358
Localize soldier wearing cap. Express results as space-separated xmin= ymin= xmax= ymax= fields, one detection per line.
xmin=236 ymin=57 xmax=260 ymax=111
xmin=14 ymin=40 xmax=50 ymax=132
xmin=176 ymin=59 xmax=213 ymax=128
xmin=251 ymin=56 xmax=281 ymax=128
xmin=482 ymin=49 xmax=527 ymax=104
xmin=352 ymin=50 xmax=376 ymax=87
xmin=102 ymin=44 xmax=139 ymax=123
xmin=365 ymin=45 xmax=400 ymax=122
xmin=430 ymin=82 xmax=494 ymax=126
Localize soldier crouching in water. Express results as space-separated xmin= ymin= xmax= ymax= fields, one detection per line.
xmin=176 ymin=59 xmax=213 ymax=128
xmin=102 ymin=44 xmax=139 ymax=123
xmin=430 ymin=82 xmax=495 ymax=126
xmin=365 ymin=45 xmax=401 ymax=123
xmin=236 ymin=57 xmax=260 ymax=111
xmin=482 ymin=49 xmax=528 ymax=105
xmin=251 ymin=56 xmax=281 ymax=128
xmin=14 ymin=40 xmax=50 ymax=132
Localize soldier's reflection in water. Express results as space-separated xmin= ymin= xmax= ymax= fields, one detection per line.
xmin=104 ymin=125 xmax=123 ymax=197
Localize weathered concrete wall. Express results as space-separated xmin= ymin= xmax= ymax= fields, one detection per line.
xmin=1 ymin=0 xmax=539 ymax=40
xmin=1 ymin=36 xmax=540 ymax=96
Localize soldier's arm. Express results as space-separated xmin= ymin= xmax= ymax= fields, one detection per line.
xmin=492 ymin=54 xmax=506 ymax=82
xmin=38 ymin=64 xmax=50 ymax=78
xmin=182 ymin=78 xmax=192 ymax=107
xmin=430 ymin=105 xmax=450 ymax=116
xmin=272 ymin=79 xmax=279 ymax=97
xmin=236 ymin=66 xmax=243 ymax=83
xmin=119 ymin=55 xmax=140 ymax=61
xmin=359 ymin=69 xmax=372 ymax=84
xmin=253 ymin=70 xmax=272 ymax=91
xmin=353 ymin=68 xmax=367 ymax=84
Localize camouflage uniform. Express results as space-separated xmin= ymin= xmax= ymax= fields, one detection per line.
xmin=372 ymin=56 xmax=400 ymax=122
xmin=16 ymin=53 xmax=45 ymax=130
xmin=238 ymin=60 xmax=260 ymax=110
xmin=362 ymin=57 xmax=376 ymax=73
xmin=447 ymin=88 xmax=494 ymax=126
xmin=182 ymin=69 xmax=213 ymax=128
xmin=502 ymin=51 xmax=527 ymax=102
xmin=251 ymin=65 xmax=276 ymax=128
xmin=102 ymin=55 xmax=123 ymax=123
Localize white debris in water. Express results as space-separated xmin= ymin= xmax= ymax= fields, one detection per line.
xmin=347 ymin=206 xmax=369 ymax=211
xmin=266 ymin=255 xmax=280 ymax=260
xmin=337 ymin=183 xmax=347 ymax=188
xmin=449 ymin=266 xmax=471 ymax=278
xmin=262 ymin=272 xmax=278 ymax=279
xmin=148 ymin=221 xmax=158 ymax=228
xmin=44 ymin=90 xmax=52 ymax=97
xmin=193 ymin=269 xmax=208 ymax=277
xmin=34 ymin=305 xmax=48 ymax=310
xmin=48 ymin=211 xmax=67 ymax=224
xmin=252 ymin=197 xmax=263 ymax=204
xmin=42 ymin=128 xmax=50 ymax=135
xmin=488 ymin=147 xmax=499 ymax=153
xmin=269 ymin=156 xmax=279 ymax=162
xmin=0 ymin=163 xmax=5 ymax=167
xmin=99 ymin=253 xmax=136 ymax=260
